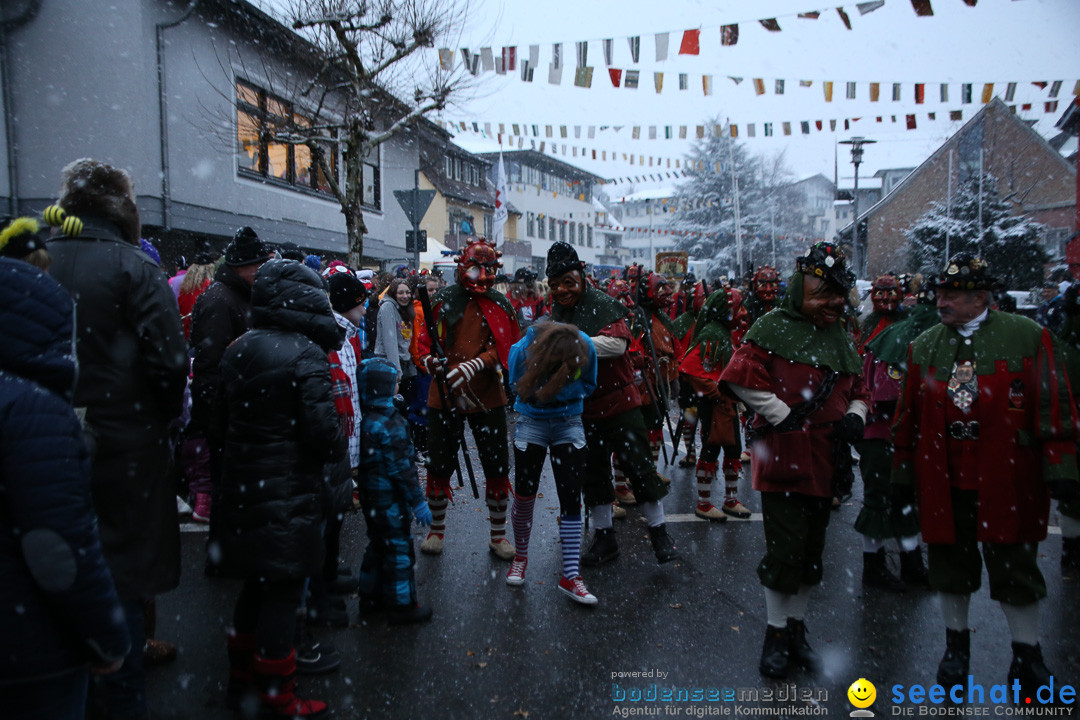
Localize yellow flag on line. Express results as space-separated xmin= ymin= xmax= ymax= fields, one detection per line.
xmin=824 ymin=81 xmax=834 ymax=102
xmin=981 ymin=83 xmax=994 ymax=103
xmin=655 ymin=72 xmax=664 ymax=93
xmin=753 ymin=78 xmax=765 ymax=95
xmin=702 ymin=75 xmax=712 ymax=96
xmin=870 ymin=82 xmax=880 ymax=102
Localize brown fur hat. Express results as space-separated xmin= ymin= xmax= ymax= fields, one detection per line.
xmin=58 ymin=158 xmax=140 ymax=244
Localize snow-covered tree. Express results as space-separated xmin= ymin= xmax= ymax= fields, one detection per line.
xmin=671 ymin=121 xmax=803 ymax=280
xmin=904 ymin=172 xmax=1046 ymax=289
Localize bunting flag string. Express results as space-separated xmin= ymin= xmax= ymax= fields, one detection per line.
xmin=441 ymin=0 xmax=993 ymax=80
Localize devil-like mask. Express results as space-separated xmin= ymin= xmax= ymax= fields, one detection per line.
xmin=870 ymin=275 xmax=902 ymax=314
xmin=457 ymin=238 xmax=502 ymax=295
xmin=752 ymin=266 xmax=781 ymax=303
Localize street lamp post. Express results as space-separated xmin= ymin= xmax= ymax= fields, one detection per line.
xmin=839 ymin=137 xmax=876 ymax=278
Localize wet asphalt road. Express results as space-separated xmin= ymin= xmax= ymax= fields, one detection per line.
xmin=146 ymin=436 xmax=1080 ymax=720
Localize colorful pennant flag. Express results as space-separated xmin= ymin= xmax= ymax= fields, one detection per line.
xmin=759 ymin=18 xmax=781 ymax=31
xmin=754 ymin=78 xmax=766 ymax=95
xmin=870 ymin=82 xmax=880 ymax=101
xmin=655 ymin=33 xmax=669 ymax=61
xmin=702 ymin=75 xmax=713 ymax=96
xmin=836 ymin=7 xmax=852 ymax=30
xmin=679 ymin=29 xmax=700 ymax=55
xmin=909 ymin=0 xmax=934 ymax=16
xmin=721 ymin=25 xmax=739 ymax=46
xmin=628 ymin=36 xmax=640 ymax=63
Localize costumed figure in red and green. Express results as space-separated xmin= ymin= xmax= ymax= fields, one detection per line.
xmin=1054 ymin=282 xmax=1080 ymax=578
xmin=854 ymin=283 xmax=939 ymax=593
xmin=547 ymin=243 xmax=680 ymax=567
xmin=720 ymin=242 xmax=869 ymax=680
xmin=670 ymin=278 xmax=710 ymax=468
xmin=857 ymin=274 xmax=905 ymax=353
xmin=418 ymin=238 xmax=521 ymax=560
xmin=744 ymin=265 xmax=781 ymax=328
xmin=891 ymin=253 xmax=1078 ymax=700
xmin=678 ymin=285 xmax=752 ymax=520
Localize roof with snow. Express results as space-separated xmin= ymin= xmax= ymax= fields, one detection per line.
xmin=618 ymin=187 xmax=677 ymax=203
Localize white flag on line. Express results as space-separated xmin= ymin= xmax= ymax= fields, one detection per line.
xmin=493 ymin=150 xmax=508 ymax=246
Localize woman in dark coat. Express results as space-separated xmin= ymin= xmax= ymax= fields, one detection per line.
xmin=0 ymin=256 xmax=132 ymax=720
xmin=215 ymin=259 xmax=344 ymax=719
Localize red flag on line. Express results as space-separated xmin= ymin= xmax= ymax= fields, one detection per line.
xmin=679 ymin=29 xmax=700 ymax=55
xmin=609 ymin=68 xmax=623 ymax=87
xmin=915 ymin=83 xmax=925 ymax=104
xmin=906 ymin=114 xmax=917 ymax=129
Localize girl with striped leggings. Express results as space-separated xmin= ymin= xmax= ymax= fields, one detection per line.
xmin=506 ymin=321 xmax=599 ymax=605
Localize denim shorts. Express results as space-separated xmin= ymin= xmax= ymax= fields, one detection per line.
xmin=513 ymin=414 xmax=586 ymax=451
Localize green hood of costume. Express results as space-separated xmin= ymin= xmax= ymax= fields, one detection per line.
xmin=550 ymin=284 xmax=629 ymax=336
xmin=687 ymin=290 xmax=735 ymax=368
xmin=434 ymin=283 xmax=516 ymax=340
xmin=742 ymin=271 xmax=861 ymax=374
xmin=864 ymin=304 xmax=940 ymax=367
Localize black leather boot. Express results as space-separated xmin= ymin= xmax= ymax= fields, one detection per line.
xmin=900 ymin=548 xmax=931 ymax=589
xmin=863 ymin=548 xmax=906 ymax=593
xmin=786 ymin=618 xmax=823 ymax=674
xmin=936 ymin=628 xmax=970 ymax=688
xmin=759 ymin=624 xmax=791 ymax=679
xmin=1008 ymin=642 xmax=1057 ymax=706
xmin=647 ymin=524 xmax=680 ymax=564
xmin=580 ymin=528 xmax=620 ymax=567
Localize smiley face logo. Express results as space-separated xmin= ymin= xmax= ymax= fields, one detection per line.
xmin=848 ymin=678 xmax=877 ymax=709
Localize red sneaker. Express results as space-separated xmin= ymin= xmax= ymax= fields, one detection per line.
xmin=191 ymin=493 xmax=211 ymax=523
xmin=506 ymin=558 xmax=527 ymax=586
xmin=559 ymin=576 xmax=598 ymax=605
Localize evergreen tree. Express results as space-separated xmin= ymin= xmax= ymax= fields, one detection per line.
xmin=671 ymin=121 xmax=803 ymax=280
xmin=904 ymin=172 xmax=1046 ymax=288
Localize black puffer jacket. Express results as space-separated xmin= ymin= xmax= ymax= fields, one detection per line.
xmin=0 ymin=259 xmax=131 ymax=684
xmin=47 ymin=217 xmax=188 ymax=599
xmin=190 ymin=264 xmax=255 ymax=433
xmin=214 ymin=260 xmax=345 ymax=579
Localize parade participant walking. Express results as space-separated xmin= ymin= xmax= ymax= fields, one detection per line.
xmin=679 ymin=286 xmax=752 ymax=520
xmin=720 ymin=241 xmax=869 ymax=679
xmin=356 ymin=358 xmax=434 ymax=624
xmin=547 ymin=243 xmax=679 ymax=566
xmin=891 ymin=253 xmax=1078 ymax=699
xmin=0 ymin=257 xmax=131 ymax=720
xmin=505 ymin=322 xmax=599 ymax=604
xmin=856 ymin=285 xmax=938 ymax=592
xmin=1054 ymin=283 xmax=1080 ymax=578
xmin=215 ymin=260 xmax=344 ymax=719
xmin=418 ymin=238 xmax=520 ymax=560
xmin=671 ymin=278 xmax=709 ymax=467
xmin=47 ymin=159 xmax=189 ymax=719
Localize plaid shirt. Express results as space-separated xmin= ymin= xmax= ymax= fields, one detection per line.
xmin=331 ymin=312 xmax=362 ymax=468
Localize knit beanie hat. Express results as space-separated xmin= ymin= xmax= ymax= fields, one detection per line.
xmin=327 ymin=271 xmax=368 ymax=313
xmin=0 ymin=217 xmax=48 ymax=259
xmin=545 ymin=241 xmax=584 ymax=279
xmin=226 ymin=226 xmax=271 ymax=267
xmin=277 ymin=241 xmax=305 ymax=261
xmin=57 ymin=158 xmax=141 ymax=244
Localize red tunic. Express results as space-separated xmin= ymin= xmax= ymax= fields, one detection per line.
xmin=721 ymin=342 xmax=869 ymax=498
xmin=583 ymin=319 xmax=642 ymax=421
xmin=892 ymin=314 xmax=1078 ymax=544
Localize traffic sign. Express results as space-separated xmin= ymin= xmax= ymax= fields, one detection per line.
xmin=393 ymin=189 xmax=436 ymax=227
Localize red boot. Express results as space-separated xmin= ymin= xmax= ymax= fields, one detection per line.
xmin=253 ymin=650 xmax=330 ymax=718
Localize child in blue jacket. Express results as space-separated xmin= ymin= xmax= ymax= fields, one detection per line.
xmin=506 ymin=321 xmax=599 ymax=604
xmin=356 ymin=358 xmax=433 ymax=625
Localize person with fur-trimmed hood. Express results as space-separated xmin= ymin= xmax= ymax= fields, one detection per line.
xmin=679 ymin=286 xmax=752 ymax=521
xmin=891 ymin=252 xmax=1078 ymax=702
xmin=46 ymin=158 xmax=189 ymax=719
xmin=548 ymin=242 xmax=680 ymax=567
xmin=418 ymin=237 xmax=521 ymax=560
xmin=721 ymin=241 xmax=870 ymax=680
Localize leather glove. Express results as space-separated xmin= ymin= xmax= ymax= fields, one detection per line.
xmin=412 ymin=501 xmax=433 ymax=527
xmin=832 ymin=413 xmax=865 ymax=443
xmin=773 ymin=407 xmax=803 ymax=433
xmin=420 ymin=354 xmax=447 ymax=376
xmin=1047 ymin=479 xmax=1079 ymax=502
xmin=392 ymin=394 xmax=408 ymax=415
xmin=447 ymin=357 xmax=486 ymax=390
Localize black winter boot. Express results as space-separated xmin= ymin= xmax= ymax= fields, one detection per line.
xmin=936 ymin=628 xmax=970 ymax=689
xmin=1008 ymin=642 xmax=1058 ymax=707
xmin=1062 ymin=536 xmax=1080 ymax=580
xmin=647 ymin=524 xmax=680 ymax=564
xmin=786 ymin=618 xmax=823 ymax=675
xmin=580 ymin=528 xmax=620 ymax=567
xmin=900 ymin=548 xmax=931 ymax=589
xmin=863 ymin=548 xmax=906 ymax=593
xmin=759 ymin=624 xmax=791 ymax=679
